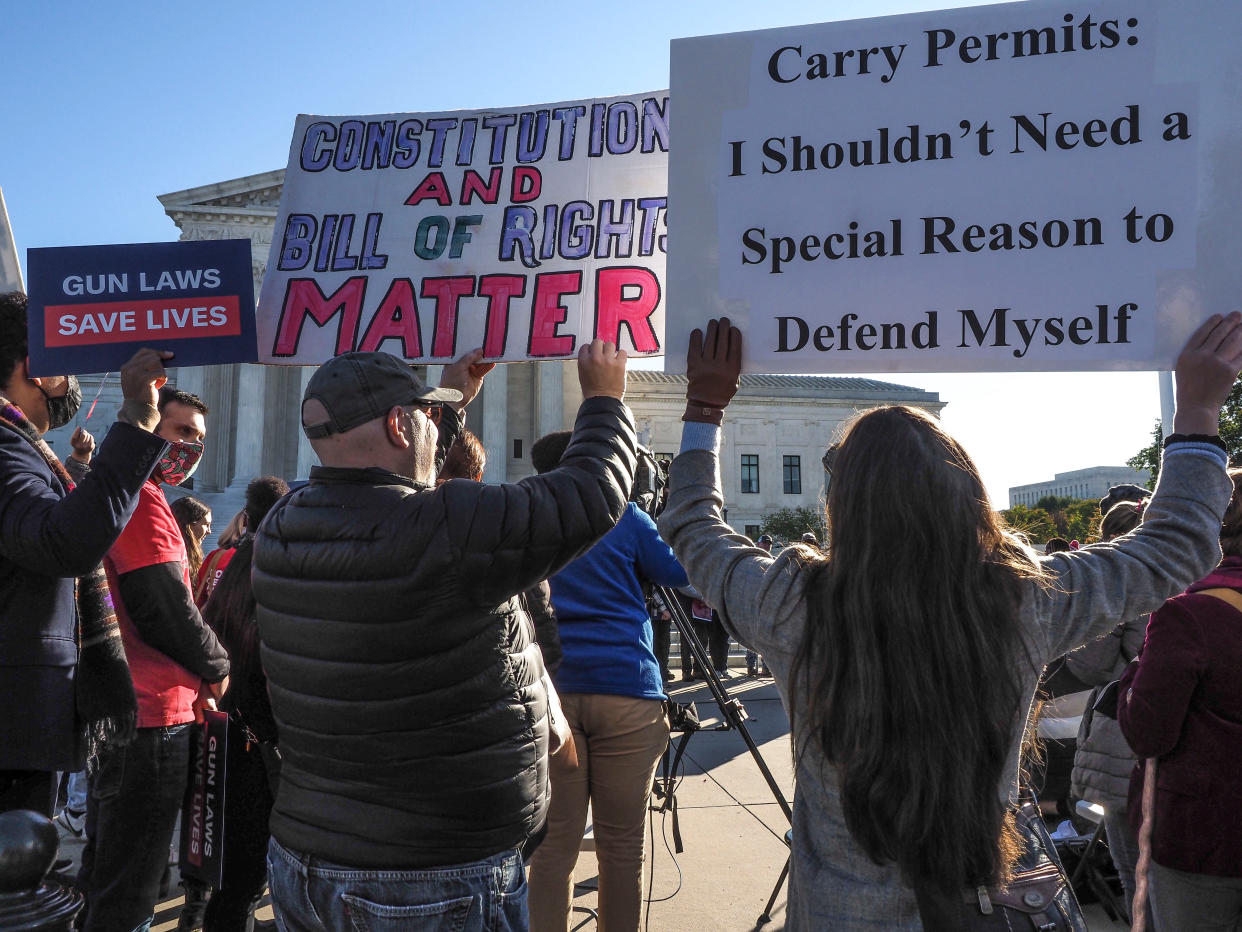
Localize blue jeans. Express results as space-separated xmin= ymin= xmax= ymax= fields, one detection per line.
xmin=78 ymin=723 xmax=193 ymax=932
xmin=65 ymin=768 xmax=87 ymax=812
xmin=1103 ymin=807 xmax=1143 ymax=923
xmin=267 ymin=836 xmax=529 ymax=932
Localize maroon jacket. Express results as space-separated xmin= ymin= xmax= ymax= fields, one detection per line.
xmin=1119 ymin=556 xmax=1242 ymax=877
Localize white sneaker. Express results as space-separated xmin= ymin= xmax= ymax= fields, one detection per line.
xmin=55 ymin=808 xmax=85 ymax=837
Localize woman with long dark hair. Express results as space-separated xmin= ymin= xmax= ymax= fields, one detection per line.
xmin=657 ymin=316 xmax=1242 ymax=930
xmin=170 ymin=494 xmax=211 ymax=580
xmin=199 ymin=476 xmax=288 ymax=931
xmin=195 ymin=509 xmax=245 ymax=607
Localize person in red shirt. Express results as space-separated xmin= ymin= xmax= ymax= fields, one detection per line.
xmin=78 ymin=387 xmax=230 ymax=932
xmin=195 ymin=509 xmax=244 ymax=607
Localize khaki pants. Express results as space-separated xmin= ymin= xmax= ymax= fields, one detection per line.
xmin=528 ymin=694 xmax=669 ymax=932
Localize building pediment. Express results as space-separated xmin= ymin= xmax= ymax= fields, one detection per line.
xmin=158 ymin=169 xmax=286 ymax=216
xmin=158 ymin=168 xmax=287 ymax=253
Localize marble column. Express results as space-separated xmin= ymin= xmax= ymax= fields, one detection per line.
xmin=561 ymin=359 xmax=584 ymax=427
xmin=232 ymin=363 xmax=265 ymax=484
xmin=535 ymin=361 xmax=564 ymax=438
xmin=481 ymin=364 xmax=509 ymax=483
xmin=296 ymin=366 xmax=316 ymax=478
xmin=173 ymin=366 xmax=205 ymax=397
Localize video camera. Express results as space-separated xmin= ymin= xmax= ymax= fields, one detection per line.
xmin=631 ymin=445 xmax=670 ymax=518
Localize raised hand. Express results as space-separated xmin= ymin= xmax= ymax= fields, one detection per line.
xmin=577 ymin=340 xmax=627 ymax=400
xmin=1173 ymin=311 xmax=1242 ymax=435
xmin=440 ymin=348 xmax=495 ymax=411
xmin=120 ymin=348 xmax=174 ymax=409
xmin=684 ymin=317 xmax=742 ymax=424
xmin=70 ymin=426 xmax=95 ymax=464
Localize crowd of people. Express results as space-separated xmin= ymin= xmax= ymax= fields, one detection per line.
xmin=2 ymin=285 xmax=1242 ymax=932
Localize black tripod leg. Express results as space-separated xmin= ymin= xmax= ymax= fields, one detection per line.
xmin=660 ymin=586 xmax=793 ymax=822
xmin=757 ymin=854 xmax=791 ymax=926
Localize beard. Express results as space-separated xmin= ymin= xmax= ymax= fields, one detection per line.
xmin=411 ymin=420 xmax=439 ymax=485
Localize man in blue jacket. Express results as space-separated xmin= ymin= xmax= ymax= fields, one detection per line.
xmin=0 ymin=291 xmax=170 ymax=817
xmin=526 ymin=428 xmax=689 ymax=931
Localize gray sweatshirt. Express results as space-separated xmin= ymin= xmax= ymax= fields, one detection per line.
xmin=659 ymin=440 xmax=1229 ymax=931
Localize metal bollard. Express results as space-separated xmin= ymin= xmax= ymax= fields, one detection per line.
xmin=0 ymin=809 xmax=82 ymax=931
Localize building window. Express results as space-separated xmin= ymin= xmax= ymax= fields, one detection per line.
xmin=783 ymin=455 xmax=802 ymax=494
xmin=745 ymin=524 xmax=762 ymax=539
xmin=513 ymin=439 xmax=523 ymax=459
xmin=740 ymin=454 xmax=759 ymax=493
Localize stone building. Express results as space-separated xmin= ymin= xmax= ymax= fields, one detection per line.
xmin=624 ymin=371 xmax=942 ymax=537
xmin=44 ymin=168 xmax=942 ymax=544
xmin=1009 ymin=465 xmax=1151 ymax=508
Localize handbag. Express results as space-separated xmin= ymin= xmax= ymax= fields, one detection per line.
xmin=913 ymin=803 xmax=1088 ymax=932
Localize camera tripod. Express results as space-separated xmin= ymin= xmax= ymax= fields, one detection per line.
xmin=651 ymin=585 xmax=793 ymax=923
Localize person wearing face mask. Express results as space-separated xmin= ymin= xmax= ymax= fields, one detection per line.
xmin=0 ymin=291 xmax=171 ymax=817
xmin=76 ymin=386 xmax=231 ymax=932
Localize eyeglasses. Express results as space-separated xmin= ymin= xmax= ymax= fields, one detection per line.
xmin=416 ymin=404 xmax=443 ymax=426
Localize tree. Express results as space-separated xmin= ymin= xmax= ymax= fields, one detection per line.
xmin=1128 ymin=420 xmax=1162 ymax=488
xmin=1001 ymin=499 xmax=1101 ymax=546
xmin=1034 ymin=495 xmax=1076 ymax=513
xmin=761 ymin=506 xmax=827 ymax=544
xmin=1003 ymin=504 xmax=1056 ymax=543
xmin=1060 ymin=500 xmax=1101 ymax=544
xmin=1130 ymin=377 xmax=1242 ymax=487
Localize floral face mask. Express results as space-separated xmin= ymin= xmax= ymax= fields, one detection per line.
xmin=155 ymin=440 xmax=205 ymax=486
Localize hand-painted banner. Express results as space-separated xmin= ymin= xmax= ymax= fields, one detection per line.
xmin=26 ymin=240 xmax=258 ymax=376
xmin=667 ymin=0 xmax=1242 ymax=373
xmin=258 ymin=92 xmax=669 ymax=365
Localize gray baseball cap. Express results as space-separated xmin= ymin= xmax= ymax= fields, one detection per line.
xmin=301 ymin=352 xmax=462 ymax=439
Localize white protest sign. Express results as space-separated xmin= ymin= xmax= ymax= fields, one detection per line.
xmin=258 ymin=93 xmax=669 ymax=365
xmin=0 ymin=188 xmax=23 ymax=293
xmin=667 ymin=0 xmax=1242 ymax=373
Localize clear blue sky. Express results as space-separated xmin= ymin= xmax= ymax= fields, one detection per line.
xmin=2 ymin=0 xmax=1162 ymax=507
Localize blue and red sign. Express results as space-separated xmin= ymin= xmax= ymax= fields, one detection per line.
xmin=26 ymin=239 xmax=257 ymax=376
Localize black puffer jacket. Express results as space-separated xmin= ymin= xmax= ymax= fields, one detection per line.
xmin=253 ymin=397 xmax=635 ymax=869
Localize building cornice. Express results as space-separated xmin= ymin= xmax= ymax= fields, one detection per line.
xmin=157 ymin=169 xmax=286 ymax=209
